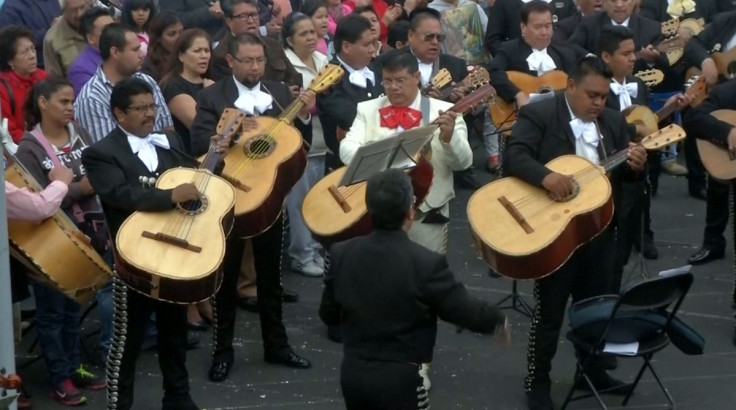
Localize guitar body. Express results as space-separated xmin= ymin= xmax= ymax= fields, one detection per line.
xmin=467 ymin=155 xmax=614 ymax=280
xmin=115 ymin=167 xmax=235 ymax=303
xmin=6 ymin=161 xmax=111 ymax=303
xmin=489 ymin=70 xmax=568 ymax=135
xmin=219 ymin=116 xmax=307 ymax=237
xmin=624 ymin=105 xmax=659 ymax=137
xmin=711 ymin=48 xmax=736 ymax=80
xmin=696 ymin=109 xmax=736 ymax=181
xmin=302 ymin=158 xmax=433 ymax=243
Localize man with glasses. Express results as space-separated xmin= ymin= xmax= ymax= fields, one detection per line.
xmin=190 ymin=32 xmax=315 ymax=383
xmin=43 ymin=0 xmax=95 ymax=77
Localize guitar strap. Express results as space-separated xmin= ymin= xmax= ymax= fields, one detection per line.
xmin=419 ymin=95 xmax=432 ymax=158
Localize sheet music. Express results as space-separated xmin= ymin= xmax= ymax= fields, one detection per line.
xmin=528 ymin=92 xmax=555 ymax=104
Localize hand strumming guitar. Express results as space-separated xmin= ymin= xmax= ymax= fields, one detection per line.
xmin=210 ymin=134 xmax=231 ymax=155
xmin=436 ymin=110 xmax=457 ymax=143
xmin=640 ymin=45 xmax=660 ymax=63
xmin=626 ymin=143 xmax=647 ymax=171
xmin=171 ymin=183 xmax=201 ymax=204
xmin=701 ymin=58 xmax=719 ymax=86
xmin=542 ymin=172 xmax=575 ymax=200
xmin=298 ymin=90 xmax=316 ymax=120
xmin=727 ymin=128 xmax=736 ymax=157
xmin=449 ymin=84 xmax=468 ymax=103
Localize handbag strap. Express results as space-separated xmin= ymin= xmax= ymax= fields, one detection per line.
xmin=0 ymin=78 xmax=15 ymax=114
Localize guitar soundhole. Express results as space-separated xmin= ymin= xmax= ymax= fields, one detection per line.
xmin=177 ymin=195 xmax=208 ymax=215
xmin=538 ymin=87 xmax=554 ymax=94
xmin=243 ymin=136 xmax=275 ymax=159
xmin=547 ymin=180 xmax=580 ymax=202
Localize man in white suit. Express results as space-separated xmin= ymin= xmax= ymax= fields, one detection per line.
xmin=340 ymin=52 xmax=471 ymax=255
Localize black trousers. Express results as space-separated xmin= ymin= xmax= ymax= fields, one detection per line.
xmin=684 ymin=127 xmax=707 ymax=194
xmin=212 ymin=215 xmax=288 ymax=364
xmin=525 ymin=227 xmax=616 ymax=391
xmin=702 ymin=175 xmax=730 ymax=251
xmin=341 ymin=356 xmax=428 ymax=410
xmin=106 ymin=277 xmax=191 ymax=410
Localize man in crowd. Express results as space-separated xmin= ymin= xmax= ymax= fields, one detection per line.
xmin=43 ymin=0 xmax=93 ymax=77
xmin=68 ymin=7 xmax=115 ymax=96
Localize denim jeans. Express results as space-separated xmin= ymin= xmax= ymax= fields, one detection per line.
xmin=286 ymin=155 xmax=325 ymax=264
xmin=482 ymin=111 xmax=499 ymax=158
xmin=31 ymin=281 xmax=81 ymax=386
xmin=648 ymin=91 xmax=681 ymax=164
xmin=97 ymin=248 xmax=115 ymax=362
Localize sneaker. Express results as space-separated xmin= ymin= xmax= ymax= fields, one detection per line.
xmin=290 ymin=259 xmax=324 ymax=277
xmin=418 ymin=363 xmax=431 ymax=391
xmin=314 ymin=254 xmax=326 ymax=270
xmin=48 ymin=379 xmax=87 ymax=406
xmin=72 ymin=365 xmax=107 ymax=390
xmin=661 ymin=161 xmax=688 ymax=176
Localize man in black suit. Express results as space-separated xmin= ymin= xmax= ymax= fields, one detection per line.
xmin=82 ymin=78 xmax=229 ymax=410
xmin=504 ymin=56 xmax=647 ymax=410
xmin=317 ymin=14 xmax=383 ymax=171
xmin=485 ymin=0 xmax=576 ymax=55
xmin=190 ymin=32 xmax=313 ymax=382
xmin=639 ymin=0 xmax=717 ymax=24
xmin=681 ymin=10 xmax=736 ymax=265
xmin=319 ymin=168 xmax=509 ymax=409
xmin=552 ymin=0 xmax=604 ymax=43
xmin=489 ymin=0 xmax=577 ymax=109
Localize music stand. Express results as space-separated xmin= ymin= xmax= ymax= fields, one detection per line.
xmin=494 ymin=278 xmax=535 ymax=318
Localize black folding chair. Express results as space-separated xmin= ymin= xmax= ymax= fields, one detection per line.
xmin=561 ymin=271 xmax=696 ymax=410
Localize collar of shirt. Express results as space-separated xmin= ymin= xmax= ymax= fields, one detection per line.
xmin=611 ymin=17 xmax=630 ymax=27
xmin=610 ymin=78 xmax=638 ymax=110
xmin=232 ymin=77 xmax=274 ymax=115
xmin=336 ymin=55 xmax=361 ymax=74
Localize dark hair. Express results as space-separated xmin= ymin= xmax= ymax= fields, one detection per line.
xmin=222 ymin=0 xmax=258 ymax=18
xmin=408 ymin=8 xmax=441 ymax=31
xmin=383 ymin=52 xmax=418 ymax=75
xmin=300 ymin=0 xmax=326 ymax=17
xmin=23 ymin=77 xmax=73 ymax=129
xmin=0 ymin=26 xmax=35 ymax=71
xmin=520 ymin=0 xmax=553 ymax=24
xmin=568 ymin=55 xmax=613 ymax=83
xmin=353 ymin=5 xmax=378 ymax=18
xmin=160 ymin=29 xmax=211 ymax=88
xmin=597 ymin=26 xmax=635 ymax=56
xmin=110 ymin=77 xmax=153 ymax=118
xmin=122 ymin=0 xmax=156 ymax=32
xmin=282 ymin=12 xmax=313 ymax=50
xmin=80 ymin=7 xmax=114 ymax=43
xmin=100 ymin=23 xmax=134 ymax=61
xmin=388 ymin=20 xmax=410 ymax=49
xmin=366 ymin=169 xmax=414 ymax=230
xmin=145 ymin=11 xmax=182 ymax=80
xmin=334 ymin=14 xmax=372 ymax=54
xmin=228 ymin=32 xmax=264 ymax=57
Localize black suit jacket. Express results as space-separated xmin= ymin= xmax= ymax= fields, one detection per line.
xmin=189 ymin=77 xmax=310 ymax=157
xmin=552 ymin=12 xmax=582 ymax=44
xmin=488 ymin=38 xmax=577 ymax=102
xmin=81 ymin=128 xmax=192 ymax=238
xmin=605 ymin=76 xmax=650 ymax=139
xmin=159 ymin=0 xmax=224 ymax=37
xmin=685 ymin=10 xmax=736 ymax=71
xmin=485 ymin=0 xmax=576 ymax=55
xmin=211 ymin=32 xmax=302 ymax=86
xmin=683 ymin=78 xmax=736 ymax=146
xmin=503 ymin=92 xmax=638 ymax=189
xmin=639 ymin=0 xmax=717 ymax=23
xmin=319 ymin=229 xmax=504 ymax=363
xmin=371 ymin=46 xmax=469 ymax=87
xmin=317 ymin=58 xmax=384 ymax=159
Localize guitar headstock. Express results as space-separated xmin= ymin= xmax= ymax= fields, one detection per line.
xmin=685 ymin=75 xmax=707 ymax=107
xmin=635 ymin=69 xmax=664 ymax=87
xmin=661 ymin=18 xmax=680 ymax=37
xmin=431 ymin=68 xmax=452 ymax=89
xmin=463 ymin=66 xmax=490 ymax=89
xmin=640 ymin=124 xmax=686 ymax=151
xmin=216 ymin=108 xmax=247 ymax=139
xmin=307 ymin=64 xmax=345 ymax=94
xmin=452 ymin=84 xmax=496 ymax=114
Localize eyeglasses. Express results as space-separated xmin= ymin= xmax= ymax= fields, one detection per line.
xmin=230 ymin=12 xmax=259 ymax=22
xmin=127 ymin=104 xmax=159 ymax=113
xmin=421 ymin=32 xmax=445 ymax=42
xmin=380 ymin=77 xmax=412 ymax=88
xmin=232 ymin=55 xmax=267 ymax=66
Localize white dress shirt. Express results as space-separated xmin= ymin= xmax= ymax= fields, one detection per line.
xmin=611 ymin=17 xmax=631 ymax=27
xmin=337 ymin=55 xmax=375 ymax=89
xmin=526 ymin=48 xmax=557 ymax=75
xmin=123 ymin=128 xmax=170 ymax=173
xmin=610 ymin=79 xmax=638 ymax=110
xmin=566 ymin=97 xmax=600 ymax=163
xmin=233 ymin=78 xmax=274 ymax=115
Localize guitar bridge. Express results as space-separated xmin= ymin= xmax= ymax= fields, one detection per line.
xmin=498 ymin=196 xmax=534 ymax=234
xmin=141 ymin=231 xmax=202 ymax=253
xmin=221 ymin=174 xmax=251 ymax=192
xmin=328 ymin=185 xmax=351 ymax=213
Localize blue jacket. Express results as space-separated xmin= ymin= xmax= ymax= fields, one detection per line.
xmin=0 ymin=0 xmax=61 ymax=68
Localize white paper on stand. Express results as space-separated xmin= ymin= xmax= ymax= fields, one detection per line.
xmin=658 ymin=265 xmax=692 ymax=277
xmin=603 ymin=342 xmax=639 ymax=356
xmin=528 ymin=92 xmax=555 ymax=104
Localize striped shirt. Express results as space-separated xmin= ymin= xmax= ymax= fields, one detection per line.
xmin=74 ymin=67 xmax=173 ymax=142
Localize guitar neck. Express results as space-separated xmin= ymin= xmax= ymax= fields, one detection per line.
xmin=654 ymin=101 xmax=678 ymax=123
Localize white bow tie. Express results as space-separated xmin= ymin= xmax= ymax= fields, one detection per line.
xmin=569 ymin=118 xmax=599 ymax=145
xmin=526 ymin=48 xmax=556 ymax=75
xmin=610 ymin=81 xmax=638 ymax=110
xmin=235 ymin=87 xmax=273 ymax=115
xmin=348 ymin=68 xmax=375 ymax=88
xmin=128 ymin=133 xmax=170 ymax=173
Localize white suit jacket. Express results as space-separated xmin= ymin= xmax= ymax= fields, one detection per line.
xmin=340 ymin=94 xmax=471 ymax=212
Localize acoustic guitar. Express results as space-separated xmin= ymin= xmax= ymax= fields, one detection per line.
xmin=634 ymin=69 xmax=665 ymax=87
xmin=467 ymin=124 xmax=686 ymax=280
xmin=214 ymin=64 xmax=344 ymax=237
xmin=489 ymin=70 xmax=568 ymax=135
xmin=115 ymin=115 xmax=243 ymax=303
xmin=661 ymin=17 xmax=705 ymax=39
xmin=696 ymin=109 xmax=736 ymax=180
xmin=5 ymin=152 xmax=111 ymax=303
xmin=420 ymin=67 xmax=452 ymax=96
xmin=624 ymin=75 xmax=707 ymax=135
xmin=303 ymin=84 xmax=497 ymax=243
xmin=686 ymin=47 xmax=736 ymax=82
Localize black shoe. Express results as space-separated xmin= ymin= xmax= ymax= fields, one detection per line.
xmin=689 ymin=187 xmax=707 ymax=200
xmin=236 ymin=296 xmax=259 ymax=313
xmin=208 ymin=361 xmax=233 ymax=382
xmin=454 ymin=169 xmax=481 ymax=190
xmin=602 ymin=354 xmax=618 ymax=370
xmin=641 ymin=237 xmax=658 ymax=260
xmin=327 ymin=325 xmax=343 ymax=343
xmin=186 ymin=333 xmax=200 ymax=350
xmin=688 ymin=247 xmax=725 ymax=265
xmin=187 ymin=321 xmax=209 ymax=332
xmin=163 ymin=395 xmax=199 ymax=410
xmin=283 ymin=289 xmax=299 ymax=303
xmin=264 ymin=349 xmax=311 ymax=369
xmin=526 ymin=380 xmax=553 ymax=410
xmin=576 ymin=372 xmax=631 ymax=396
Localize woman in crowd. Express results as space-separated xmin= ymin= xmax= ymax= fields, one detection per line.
xmin=282 ymin=12 xmax=328 ymax=276
xmin=15 ymin=77 xmax=107 ymax=407
xmin=326 ymin=0 xmax=350 ymax=34
xmin=159 ymin=28 xmax=215 ymax=329
xmin=301 ymin=0 xmax=334 ymax=60
xmin=121 ymin=0 xmax=156 ymax=57
xmin=141 ymin=11 xmax=183 ymax=81
xmin=354 ymin=5 xmax=391 ymax=58
xmin=0 ymin=26 xmax=48 ymax=144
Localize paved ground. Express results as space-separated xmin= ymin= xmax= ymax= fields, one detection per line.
xmin=14 ymin=149 xmax=736 ymax=409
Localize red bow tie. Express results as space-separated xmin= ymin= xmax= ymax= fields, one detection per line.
xmin=379 ymin=106 xmax=422 ymax=130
